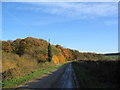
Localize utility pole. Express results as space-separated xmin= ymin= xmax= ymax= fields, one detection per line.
xmin=48 ymin=39 xmax=52 ymax=62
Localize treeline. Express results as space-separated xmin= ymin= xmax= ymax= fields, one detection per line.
xmin=1 ymin=37 xmax=104 ymax=80
xmin=2 ymin=37 xmax=104 ymax=62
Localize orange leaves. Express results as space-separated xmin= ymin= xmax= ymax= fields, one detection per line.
xmin=60 ymin=48 xmax=72 ymax=60
xmin=55 ymin=45 xmax=73 ymax=60
xmin=52 ymin=54 xmax=65 ymax=64
xmin=57 ymin=54 xmax=65 ymax=63
xmin=52 ymin=55 xmax=59 ymax=64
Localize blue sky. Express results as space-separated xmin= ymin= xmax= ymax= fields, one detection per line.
xmin=2 ymin=2 xmax=118 ymax=54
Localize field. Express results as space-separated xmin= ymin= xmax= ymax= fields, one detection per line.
xmin=72 ymin=60 xmax=120 ymax=88
xmin=103 ymin=54 xmax=119 ymax=61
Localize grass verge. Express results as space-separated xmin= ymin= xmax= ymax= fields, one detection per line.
xmin=72 ymin=61 xmax=119 ymax=88
xmin=2 ymin=63 xmax=64 ymax=88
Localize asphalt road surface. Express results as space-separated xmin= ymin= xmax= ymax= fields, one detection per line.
xmin=16 ymin=63 xmax=78 ymax=89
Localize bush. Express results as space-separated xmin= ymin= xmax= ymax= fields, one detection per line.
xmin=2 ymin=53 xmax=38 ymax=80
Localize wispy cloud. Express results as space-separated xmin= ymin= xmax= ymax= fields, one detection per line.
xmin=4 ymin=2 xmax=117 ymax=25
xmin=25 ymin=2 xmax=117 ymax=19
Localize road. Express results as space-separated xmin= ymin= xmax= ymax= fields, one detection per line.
xmin=53 ymin=63 xmax=77 ymax=88
xmin=16 ymin=63 xmax=78 ymax=89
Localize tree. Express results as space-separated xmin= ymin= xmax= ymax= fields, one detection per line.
xmin=12 ymin=39 xmax=22 ymax=55
xmin=48 ymin=39 xmax=52 ymax=62
xmin=2 ymin=41 xmax=12 ymax=53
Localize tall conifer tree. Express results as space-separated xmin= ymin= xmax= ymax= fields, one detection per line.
xmin=48 ymin=39 xmax=52 ymax=62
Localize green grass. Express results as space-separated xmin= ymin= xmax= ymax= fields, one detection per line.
xmin=72 ymin=61 xmax=118 ymax=88
xmin=103 ymin=55 xmax=119 ymax=61
xmin=72 ymin=62 xmax=101 ymax=88
xmin=2 ymin=63 xmax=64 ymax=88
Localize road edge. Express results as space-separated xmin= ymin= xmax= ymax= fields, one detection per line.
xmin=72 ymin=62 xmax=80 ymax=88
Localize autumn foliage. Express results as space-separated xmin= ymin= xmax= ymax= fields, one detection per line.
xmin=2 ymin=37 xmax=104 ymax=80
xmin=2 ymin=37 xmax=104 ymax=64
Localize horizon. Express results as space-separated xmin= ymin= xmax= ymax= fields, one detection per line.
xmin=2 ymin=2 xmax=118 ymax=54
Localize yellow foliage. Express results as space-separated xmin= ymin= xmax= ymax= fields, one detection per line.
xmin=52 ymin=54 xmax=65 ymax=64
xmin=57 ymin=54 xmax=65 ymax=63
xmin=52 ymin=55 xmax=59 ymax=64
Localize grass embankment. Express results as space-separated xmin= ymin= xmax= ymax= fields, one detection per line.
xmin=2 ymin=62 xmax=64 ymax=88
xmin=72 ymin=61 xmax=120 ymax=88
xmin=103 ymin=55 xmax=119 ymax=61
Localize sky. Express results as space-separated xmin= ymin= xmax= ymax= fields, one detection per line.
xmin=2 ymin=2 xmax=118 ymax=54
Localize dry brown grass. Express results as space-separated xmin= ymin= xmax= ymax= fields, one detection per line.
xmin=2 ymin=52 xmax=39 ymax=80
xmin=2 ymin=51 xmax=62 ymax=81
xmin=2 ymin=53 xmax=18 ymax=72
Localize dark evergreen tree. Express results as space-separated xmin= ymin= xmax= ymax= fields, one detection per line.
xmin=48 ymin=39 xmax=52 ymax=62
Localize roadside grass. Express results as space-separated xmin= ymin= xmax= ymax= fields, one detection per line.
xmin=72 ymin=61 xmax=119 ymax=88
xmin=103 ymin=55 xmax=118 ymax=61
xmin=2 ymin=63 xmax=64 ymax=88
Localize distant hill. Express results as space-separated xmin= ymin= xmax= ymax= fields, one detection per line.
xmin=104 ymin=53 xmax=120 ymax=56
